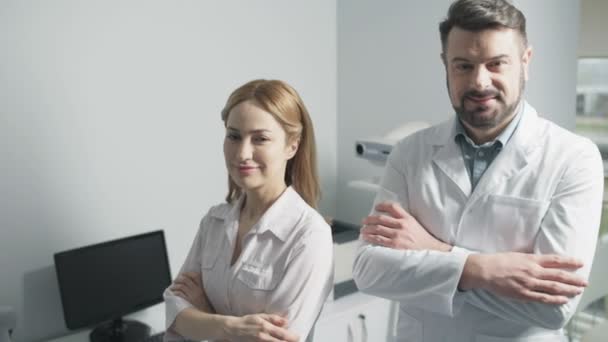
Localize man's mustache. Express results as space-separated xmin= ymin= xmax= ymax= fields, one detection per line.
xmin=463 ymin=89 xmax=501 ymax=99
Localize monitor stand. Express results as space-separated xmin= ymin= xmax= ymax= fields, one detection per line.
xmin=90 ymin=318 xmax=151 ymax=342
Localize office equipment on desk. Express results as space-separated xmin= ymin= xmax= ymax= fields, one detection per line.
xmin=54 ymin=230 xmax=172 ymax=342
xmin=355 ymin=121 xmax=429 ymax=165
xmin=329 ymin=219 xmax=361 ymax=300
xmin=0 ymin=306 xmax=16 ymax=342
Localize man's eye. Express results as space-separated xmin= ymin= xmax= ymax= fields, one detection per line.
xmin=455 ymin=64 xmax=472 ymax=71
xmin=488 ymin=60 xmax=506 ymax=69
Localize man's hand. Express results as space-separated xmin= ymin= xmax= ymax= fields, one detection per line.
xmin=360 ymin=201 xmax=452 ymax=252
xmin=460 ymin=253 xmax=588 ymax=304
xmin=170 ymin=272 xmax=213 ymax=312
xmin=223 ymin=314 xmax=300 ymax=342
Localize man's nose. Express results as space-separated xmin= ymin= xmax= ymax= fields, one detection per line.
xmin=471 ymin=65 xmax=492 ymax=90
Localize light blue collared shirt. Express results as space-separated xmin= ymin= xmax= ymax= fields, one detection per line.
xmin=455 ymin=102 xmax=524 ymax=190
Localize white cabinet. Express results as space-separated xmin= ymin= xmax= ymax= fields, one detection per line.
xmin=313 ymin=292 xmax=396 ymax=342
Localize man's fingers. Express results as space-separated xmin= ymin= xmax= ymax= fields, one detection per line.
xmin=541 ymin=268 xmax=588 ymax=287
xmin=362 ymin=214 xmax=401 ymax=228
xmin=361 ymin=233 xmax=394 ymax=247
xmin=361 ymin=224 xmax=397 ymax=239
xmin=374 ymin=201 xmax=410 ymax=219
xmin=520 ymin=289 xmax=569 ymax=305
xmin=536 ymin=254 xmax=584 ymax=269
xmin=531 ymin=279 xmax=583 ymax=297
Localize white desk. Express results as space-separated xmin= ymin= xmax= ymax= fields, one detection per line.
xmin=46 ymin=293 xmax=395 ymax=342
xmin=45 ymin=303 xmax=165 ymax=342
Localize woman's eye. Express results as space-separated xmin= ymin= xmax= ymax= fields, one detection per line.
xmin=254 ymin=136 xmax=270 ymax=143
xmin=226 ymin=133 xmax=240 ymax=141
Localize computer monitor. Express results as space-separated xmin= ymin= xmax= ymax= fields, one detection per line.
xmin=54 ymin=230 xmax=172 ymax=342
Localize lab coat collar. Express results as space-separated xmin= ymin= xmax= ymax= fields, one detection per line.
xmin=432 ymin=120 xmax=472 ymax=197
xmin=431 ymin=100 xmax=541 ymax=198
xmin=467 ymin=101 xmax=542 ymax=203
xmin=208 ymin=186 xmax=305 ymax=242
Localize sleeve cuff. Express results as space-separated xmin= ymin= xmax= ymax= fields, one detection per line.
xmin=448 ymin=246 xmax=477 ymax=315
xmin=163 ymin=288 xmax=194 ymax=338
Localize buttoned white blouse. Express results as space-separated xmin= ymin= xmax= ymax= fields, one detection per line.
xmin=164 ymin=187 xmax=334 ymax=341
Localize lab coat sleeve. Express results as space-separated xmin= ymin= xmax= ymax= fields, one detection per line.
xmin=353 ymin=146 xmax=472 ymax=317
xmin=463 ymin=142 xmax=604 ymax=329
xmin=266 ymin=220 xmax=334 ymax=341
xmin=163 ymin=215 xmax=208 ymax=341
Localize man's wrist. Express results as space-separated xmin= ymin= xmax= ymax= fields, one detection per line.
xmin=459 ymin=254 xmax=485 ymax=291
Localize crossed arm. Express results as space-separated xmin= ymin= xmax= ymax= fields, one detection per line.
xmin=167 ymin=272 xmax=299 ymax=342
xmin=165 ymin=220 xmax=333 ymax=342
xmin=353 ymin=144 xmax=604 ymax=329
xmin=163 ymin=220 xmax=301 ymax=342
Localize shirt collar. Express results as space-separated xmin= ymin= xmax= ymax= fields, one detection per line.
xmin=210 ymin=186 xmax=306 ymax=242
xmin=254 ymin=186 xmax=306 ymax=241
xmin=454 ymin=100 xmax=524 ymax=148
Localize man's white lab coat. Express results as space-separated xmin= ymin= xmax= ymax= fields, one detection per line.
xmin=353 ymin=101 xmax=604 ymax=341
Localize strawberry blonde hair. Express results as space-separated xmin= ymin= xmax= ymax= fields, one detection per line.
xmin=221 ymin=79 xmax=320 ymax=208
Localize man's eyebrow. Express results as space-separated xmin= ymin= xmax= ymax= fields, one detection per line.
xmin=451 ymin=54 xmax=511 ymax=63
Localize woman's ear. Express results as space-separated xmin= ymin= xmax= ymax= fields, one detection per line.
xmin=286 ymin=137 xmax=300 ymax=160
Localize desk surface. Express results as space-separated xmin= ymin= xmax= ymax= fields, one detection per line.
xmin=44 ymin=292 xmax=378 ymax=342
xmin=45 ymin=304 xmax=165 ymax=342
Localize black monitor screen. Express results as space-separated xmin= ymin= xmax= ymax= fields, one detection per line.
xmin=54 ymin=230 xmax=172 ymax=330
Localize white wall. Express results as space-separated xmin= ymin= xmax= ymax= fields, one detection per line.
xmin=336 ymin=0 xmax=580 ymax=224
xmin=0 ymin=1 xmax=336 ymax=341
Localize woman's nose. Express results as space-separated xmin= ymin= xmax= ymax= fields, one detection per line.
xmin=236 ymin=140 xmax=253 ymax=161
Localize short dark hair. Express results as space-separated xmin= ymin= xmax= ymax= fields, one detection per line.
xmin=439 ymin=0 xmax=527 ymax=51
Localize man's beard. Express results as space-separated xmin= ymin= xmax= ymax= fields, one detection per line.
xmin=449 ymin=70 xmax=525 ymax=129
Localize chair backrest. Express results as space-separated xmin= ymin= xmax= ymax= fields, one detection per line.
xmin=578 ymin=234 xmax=608 ymax=312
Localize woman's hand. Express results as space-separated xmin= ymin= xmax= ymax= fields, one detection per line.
xmin=170 ymin=272 xmax=213 ymax=312
xmin=223 ymin=314 xmax=300 ymax=342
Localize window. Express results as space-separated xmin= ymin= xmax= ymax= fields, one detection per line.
xmin=575 ymin=58 xmax=608 ymax=239
xmin=576 ymin=58 xmax=608 ymax=159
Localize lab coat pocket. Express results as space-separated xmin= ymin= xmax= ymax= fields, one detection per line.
xmin=237 ymin=261 xmax=282 ymax=291
xmin=482 ymin=195 xmax=550 ymax=252
xmin=474 ymin=332 xmax=564 ymax=342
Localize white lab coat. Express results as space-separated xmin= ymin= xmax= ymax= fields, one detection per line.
xmin=164 ymin=187 xmax=334 ymax=341
xmin=353 ymin=102 xmax=604 ymax=342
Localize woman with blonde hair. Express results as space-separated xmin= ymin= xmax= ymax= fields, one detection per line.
xmin=164 ymin=79 xmax=333 ymax=342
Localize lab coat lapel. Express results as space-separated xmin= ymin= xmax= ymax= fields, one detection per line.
xmin=468 ymin=102 xmax=541 ymax=204
xmin=432 ymin=120 xmax=473 ymax=197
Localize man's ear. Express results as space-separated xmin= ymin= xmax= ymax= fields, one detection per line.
xmin=522 ymin=45 xmax=533 ymax=81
